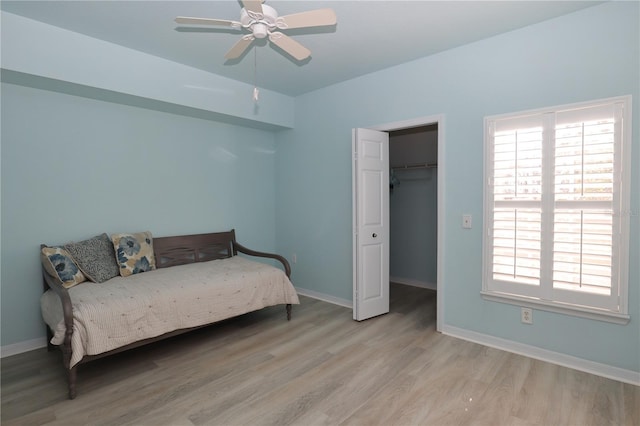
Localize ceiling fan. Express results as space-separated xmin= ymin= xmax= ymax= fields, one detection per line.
xmin=175 ymin=0 xmax=337 ymax=61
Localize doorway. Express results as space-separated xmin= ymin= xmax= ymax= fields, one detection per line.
xmin=354 ymin=115 xmax=444 ymax=331
xmin=389 ymin=124 xmax=438 ymax=292
xmin=388 ymin=124 xmax=438 ymax=325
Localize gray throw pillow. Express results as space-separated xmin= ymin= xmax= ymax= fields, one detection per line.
xmin=65 ymin=233 xmax=119 ymax=283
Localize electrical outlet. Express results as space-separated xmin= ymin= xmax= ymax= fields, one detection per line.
xmin=292 ymin=254 xmax=297 ymax=264
xmin=521 ymin=307 xmax=533 ymax=324
xmin=462 ymin=214 xmax=472 ymax=229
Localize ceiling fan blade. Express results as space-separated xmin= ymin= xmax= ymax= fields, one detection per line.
xmin=241 ymin=0 xmax=263 ymax=15
xmin=277 ymin=9 xmax=337 ymax=29
xmin=225 ymin=35 xmax=255 ymax=60
xmin=269 ymin=32 xmax=311 ymax=61
xmin=175 ymin=16 xmax=241 ymax=28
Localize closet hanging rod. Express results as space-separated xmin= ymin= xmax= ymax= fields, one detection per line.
xmin=392 ymin=162 xmax=438 ymax=170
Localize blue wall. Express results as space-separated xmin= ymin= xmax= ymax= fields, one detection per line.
xmin=276 ymin=2 xmax=639 ymax=372
xmin=390 ymin=168 xmax=438 ymax=286
xmin=1 ymin=81 xmax=278 ymax=346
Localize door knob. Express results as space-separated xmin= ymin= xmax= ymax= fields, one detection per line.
xmin=372 ymin=233 xmax=377 ymax=238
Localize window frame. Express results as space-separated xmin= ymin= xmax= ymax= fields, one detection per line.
xmin=482 ymin=96 xmax=632 ymax=324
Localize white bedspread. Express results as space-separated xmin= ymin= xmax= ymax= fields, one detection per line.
xmin=41 ymin=256 xmax=299 ymax=368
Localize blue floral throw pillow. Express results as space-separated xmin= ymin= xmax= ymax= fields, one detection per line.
xmin=41 ymin=246 xmax=86 ymax=288
xmin=111 ymin=231 xmax=156 ymax=277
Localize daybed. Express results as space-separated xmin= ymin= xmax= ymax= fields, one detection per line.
xmin=40 ymin=229 xmax=299 ymax=399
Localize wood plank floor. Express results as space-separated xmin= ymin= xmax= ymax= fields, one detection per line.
xmin=2 ymin=283 xmax=638 ymax=425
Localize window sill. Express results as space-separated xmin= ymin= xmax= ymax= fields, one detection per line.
xmin=480 ymin=291 xmax=630 ymax=325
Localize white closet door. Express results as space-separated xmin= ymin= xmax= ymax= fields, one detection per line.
xmin=352 ymin=128 xmax=389 ymax=321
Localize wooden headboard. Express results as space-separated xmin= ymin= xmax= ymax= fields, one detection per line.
xmin=153 ymin=229 xmax=237 ymax=269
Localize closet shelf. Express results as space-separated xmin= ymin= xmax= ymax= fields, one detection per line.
xmin=391 ymin=162 xmax=437 ymax=170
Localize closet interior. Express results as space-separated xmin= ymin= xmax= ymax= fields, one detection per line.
xmin=389 ymin=124 xmax=438 ymax=294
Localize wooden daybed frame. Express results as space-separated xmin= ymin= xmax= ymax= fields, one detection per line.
xmin=41 ymin=229 xmax=293 ymax=399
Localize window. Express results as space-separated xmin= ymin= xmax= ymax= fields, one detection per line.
xmin=482 ymin=96 xmax=631 ymax=323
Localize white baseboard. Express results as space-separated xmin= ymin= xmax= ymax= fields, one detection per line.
xmin=1 ymin=337 xmax=47 ymax=358
xmin=390 ymin=276 xmax=437 ymax=291
xmin=295 ymin=287 xmax=352 ymax=309
xmin=441 ymin=324 xmax=640 ymax=386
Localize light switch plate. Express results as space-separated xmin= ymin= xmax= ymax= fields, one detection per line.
xmin=462 ymin=214 xmax=472 ymax=229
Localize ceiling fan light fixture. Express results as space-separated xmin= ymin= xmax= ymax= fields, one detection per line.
xmin=252 ymin=23 xmax=268 ymax=39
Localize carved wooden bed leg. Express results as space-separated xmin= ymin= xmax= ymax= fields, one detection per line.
xmin=68 ymin=366 xmax=78 ymax=399
xmin=62 ymin=329 xmax=77 ymax=399
xmin=286 ymin=304 xmax=292 ymax=321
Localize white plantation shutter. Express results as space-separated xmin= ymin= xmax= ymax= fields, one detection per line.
xmin=489 ymin=121 xmax=544 ymax=297
xmin=483 ymin=97 xmax=630 ymax=318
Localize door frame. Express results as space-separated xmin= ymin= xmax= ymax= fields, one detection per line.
xmin=360 ymin=114 xmax=445 ymax=332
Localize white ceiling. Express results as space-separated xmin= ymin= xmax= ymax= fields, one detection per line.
xmin=1 ymin=0 xmax=604 ymax=96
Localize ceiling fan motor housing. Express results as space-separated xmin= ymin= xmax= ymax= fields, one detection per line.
xmin=241 ymin=4 xmax=278 ymax=39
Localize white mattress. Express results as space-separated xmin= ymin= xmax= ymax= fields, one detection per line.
xmin=41 ymin=256 xmax=299 ymax=367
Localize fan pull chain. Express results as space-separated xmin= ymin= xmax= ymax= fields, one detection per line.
xmin=252 ymin=46 xmax=259 ymax=103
